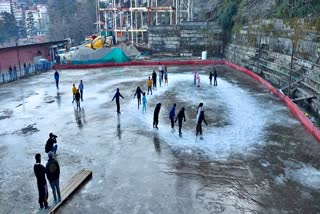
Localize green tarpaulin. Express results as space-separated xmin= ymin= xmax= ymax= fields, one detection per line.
xmin=72 ymin=48 xmax=130 ymax=65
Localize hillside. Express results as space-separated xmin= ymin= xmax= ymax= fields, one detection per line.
xmin=193 ymin=0 xmax=320 ymax=29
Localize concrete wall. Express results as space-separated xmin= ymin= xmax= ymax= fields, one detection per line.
xmin=224 ymin=19 xmax=320 ymax=115
xmin=148 ymin=22 xmax=224 ymax=56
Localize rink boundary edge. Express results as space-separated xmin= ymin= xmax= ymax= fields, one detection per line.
xmin=225 ymin=61 xmax=320 ymax=143
xmin=53 ymin=60 xmax=320 ymax=142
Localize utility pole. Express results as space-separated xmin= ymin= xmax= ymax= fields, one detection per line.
xmin=257 ymin=34 xmax=262 ymax=74
xmin=15 ymin=40 xmax=21 ymax=78
xmin=288 ymin=44 xmax=294 ymax=98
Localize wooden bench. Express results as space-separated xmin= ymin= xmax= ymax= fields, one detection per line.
xmin=49 ymin=169 xmax=92 ymax=214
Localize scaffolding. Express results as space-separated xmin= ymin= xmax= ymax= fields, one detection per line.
xmin=97 ymin=0 xmax=193 ymax=45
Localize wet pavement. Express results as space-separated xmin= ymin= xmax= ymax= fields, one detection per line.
xmin=0 ymin=65 xmax=319 ymax=214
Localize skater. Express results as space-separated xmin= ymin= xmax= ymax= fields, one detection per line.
xmin=75 ymin=89 xmax=81 ymax=110
xmin=78 ymin=80 xmax=84 ymax=101
xmin=209 ymin=71 xmax=213 ymax=85
xmin=169 ymin=103 xmax=176 ymax=131
xmin=34 ymin=153 xmax=49 ymax=209
xmin=153 ymin=103 xmax=161 ymax=129
xmin=72 ymin=84 xmax=77 ymax=103
xmin=45 ymin=133 xmax=58 ymax=154
xmin=147 ymin=76 xmax=152 ymax=95
xmin=142 ymin=92 xmax=147 ymax=112
xmin=196 ymin=103 xmax=208 ymax=136
xmin=164 ymin=68 xmax=168 ymax=85
xmin=46 ymin=152 xmax=61 ymax=204
xmin=134 ymin=86 xmax=143 ymax=109
xmin=158 ymin=63 xmax=164 ymax=87
xmin=152 ymin=70 xmax=157 ymax=88
xmin=196 ymin=73 xmax=200 ymax=87
xmin=158 ymin=70 xmax=162 ymax=87
xmin=175 ymin=107 xmax=186 ymax=136
xmin=193 ymin=70 xmax=198 ymax=86
xmin=54 ymin=70 xmax=59 ymax=89
xmin=213 ymin=68 xmax=218 ymax=86
xmin=111 ymin=88 xmax=124 ymax=113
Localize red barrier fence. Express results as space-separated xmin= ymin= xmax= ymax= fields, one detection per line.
xmin=54 ymin=60 xmax=320 ymax=142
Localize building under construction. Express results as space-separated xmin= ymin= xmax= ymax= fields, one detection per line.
xmin=97 ymin=0 xmax=194 ymax=45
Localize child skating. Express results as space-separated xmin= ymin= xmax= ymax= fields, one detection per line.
xmin=142 ymin=92 xmax=147 ymax=112
xmin=147 ymin=77 xmax=152 ymax=95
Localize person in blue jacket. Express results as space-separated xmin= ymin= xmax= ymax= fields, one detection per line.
xmin=78 ymin=80 xmax=84 ymax=101
xmin=112 ymin=88 xmax=124 ymax=113
xmin=54 ymin=70 xmax=59 ymax=89
xmin=169 ymin=103 xmax=176 ymax=131
xmin=142 ymin=92 xmax=147 ymax=112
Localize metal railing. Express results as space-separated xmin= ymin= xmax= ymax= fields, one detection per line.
xmin=0 ymin=62 xmax=53 ymax=85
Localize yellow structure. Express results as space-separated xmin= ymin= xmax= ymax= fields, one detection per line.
xmin=85 ymin=36 xmax=104 ymax=49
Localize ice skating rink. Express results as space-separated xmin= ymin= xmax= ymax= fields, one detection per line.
xmin=0 ymin=65 xmax=319 ymax=213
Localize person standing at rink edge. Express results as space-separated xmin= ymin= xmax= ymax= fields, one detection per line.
xmin=34 ymin=153 xmax=49 ymax=209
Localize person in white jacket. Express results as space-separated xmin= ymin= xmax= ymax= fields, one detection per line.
xmin=196 ymin=103 xmax=208 ymax=136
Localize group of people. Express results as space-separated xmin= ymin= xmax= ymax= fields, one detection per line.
xmin=193 ymin=67 xmax=218 ymax=87
xmin=33 ymin=65 xmax=218 ymax=209
xmin=111 ymin=66 xmax=217 ymax=137
xmin=72 ymin=81 xmax=84 ymax=110
xmin=54 ymin=70 xmax=85 ymax=111
xmin=34 ymin=133 xmax=61 ymax=209
xmin=8 ymin=65 xmax=19 ymax=81
xmin=153 ymin=102 xmax=207 ymax=137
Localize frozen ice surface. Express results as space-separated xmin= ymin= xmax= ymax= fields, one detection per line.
xmin=0 ymin=65 xmax=319 ymax=213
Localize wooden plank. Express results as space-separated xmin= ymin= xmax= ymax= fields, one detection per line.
xmin=49 ymin=169 xmax=92 ymax=214
xmin=292 ymin=96 xmax=316 ymax=102
xmin=280 ymin=77 xmax=304 ymax=90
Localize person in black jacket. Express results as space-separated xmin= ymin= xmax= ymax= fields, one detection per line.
xmin=45 ymin=133 xmax=58 ymax=154
xmin=175 ymin=107 xmax=186 ymax=136
xmin=153 ymin=103 xmax=161 ymax=129
xmin=75 ymin=89 xmax=81 ymax=110
xmin=213 ymin=68 xmax=218 ymax=86
xmin=152 ymin=70 xmax=157 ymax=89
xmin=34 ymin=153 xmax=49 ymax=209
xmin=112 ymin=88 xmax=124 ymax=113
xmin=134 ymin=86 xmax=143 ymax=109
xmin=209 ymin=71 xmax=213 ymax=85
xmin=46 ymin=152 xmax=61 ymax=203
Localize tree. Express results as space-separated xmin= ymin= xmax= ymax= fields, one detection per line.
xmin=47 ymin=0 xmax=96 ymax=44
xmin=0 ymin=12 xmax=19 ymax=43
xmin=26 ymin=11 xmax=37 ymax=36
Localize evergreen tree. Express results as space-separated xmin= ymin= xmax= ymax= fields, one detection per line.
xmin=26 ymin=11 xmax=37 ymax=36
xmin=0 ymin=12 xmax=19 ymax=43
